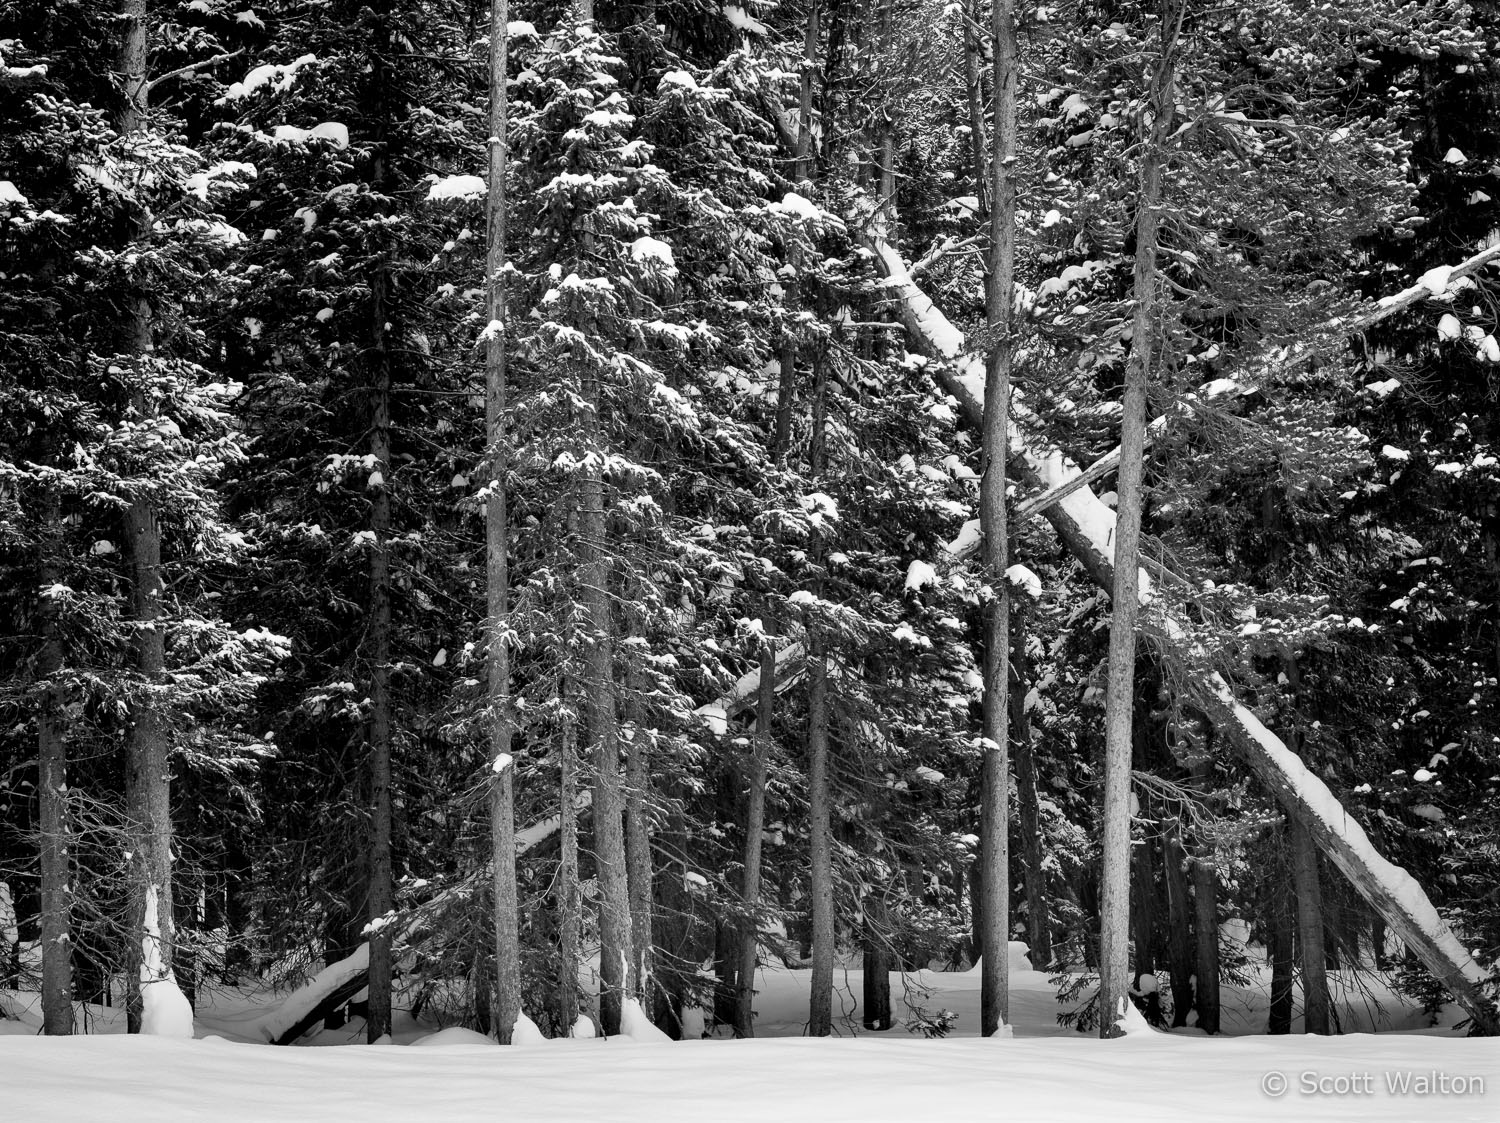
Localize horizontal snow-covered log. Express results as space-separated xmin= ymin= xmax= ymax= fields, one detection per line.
xmin=868 ymin=233 xmax=1500 ymax=1036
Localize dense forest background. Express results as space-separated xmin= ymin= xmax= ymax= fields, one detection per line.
xmin=2 ymin=0 xmax=1499 ymax=1044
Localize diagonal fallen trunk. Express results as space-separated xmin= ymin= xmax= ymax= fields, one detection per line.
xmin=868 ymin=234 xmax=1499 ymax=1036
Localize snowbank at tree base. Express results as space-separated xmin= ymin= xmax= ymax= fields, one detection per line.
xmin=5 ymin=954 xmax=1498 ymax=1121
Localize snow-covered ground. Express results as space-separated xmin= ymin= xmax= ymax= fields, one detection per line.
xmin=5 ymin=947 xmax=1497 ymax=1121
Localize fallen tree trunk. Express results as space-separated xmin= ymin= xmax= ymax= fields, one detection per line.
xmin=868 ymin=233 xmax=1500 ymax=1036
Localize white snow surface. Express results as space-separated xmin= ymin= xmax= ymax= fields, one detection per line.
xmin=6 ymin=952 xmax=1495 ymax=1122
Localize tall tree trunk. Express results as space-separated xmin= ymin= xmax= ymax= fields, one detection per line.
xmin=735 ymin=627 xmax=776 ymax=1037
xmin=1098 ymin=0 xmax=1177 ymax=1039
xmin=796 ymin=0 xmax=820 ymax=182
xmin=118 ymin=0 xmax=176 ymax=1035
xmin=805 ymin=354 xmax=834 ymax=1038
xmin=1163 ymin=823 xmax=1196 ymax=1028
xmin=1190 ymin=761 xmax=1221 ymax=1034
xmin=485 ymin=0 xmax=522 ymax=1045
xmin=557 ymin=677 xmax=581 ymax=1033
xmin=365 ymin=266 xmax=395 ymax=1045
xmin=805 ymin=638 xmax=833 ymax=1037
xmin=622 ymin=656 xmax=653 ymax=999
xmin=580 ymin=369 xmax=632 ymax=1035
xmin=1268 ymin=868 xmax=1295 ymax=1034
xmin=1291 ymin=817 xmax=1331 ymax=1034
xmin=977 ymin=0 xmax=1018 ymax=1038
xmin=961 ymin=0 xmax=989 ymax=218
xmin=1010 ymin=604 xmax=1051 ymax=969
xmin=1130 ymin=826 xmax=1164 ymax=1026
xmin=37 ymin=491 xmax=73 ymax=1034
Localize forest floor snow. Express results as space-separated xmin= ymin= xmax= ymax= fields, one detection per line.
xmin=4 ymin=951 xmax=1498 ymax=1121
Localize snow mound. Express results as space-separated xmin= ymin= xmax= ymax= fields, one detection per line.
xmin=571 ymin=1013 xmax=598 ymax=1039
xmin=905 ymin=560 xmax=938 ymax=591
xmin=411 ymin=1027 xmax=496 ymax=1047
xmin=680 ymin=1006 xmax=707 ymax=1039
xmin=512 ymin=1011 xmax=546 ymax=1045
xmin=619 ymin=999 xmax=671 ymax=1043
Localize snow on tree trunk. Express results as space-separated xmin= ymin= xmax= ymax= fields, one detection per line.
xmin=139 ymin=885 xmax=193 ymax=1038
xmin=864 ymin=231 xmax=1500 ymax=1037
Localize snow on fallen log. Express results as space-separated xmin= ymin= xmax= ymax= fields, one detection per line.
xmin=695 ymin=639 xmax=808 ymax=730
xmin=258 ymin=801 xmax=587 ymax=1044
xmin=258 ymin=943 xmax=371 ymax=1045
xmin=867 ymin=232 xmax=1500 ymax=1035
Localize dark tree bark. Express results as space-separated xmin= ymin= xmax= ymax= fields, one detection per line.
xmin=805 ymin=353 xmax=834 ymax=1038
xmin=623 ymin=661 xmax=654 ymax=1000
xmin=977 ymin=0 xmax=1018 ymax=1039
xmin=37 ymin=491 xmax=73 ymax=1034
xmin=1292 ymin=817 xmax=1331 ymax=1034
xmin=117 ymin=0 xmax=176 ymax=1035
xmin=1130 ymin=827 xmax=1164 ymax=1026
xmin=1268 ymin=857 xmax=1295 ymax=1034
xmin=1163 ymin=824 xmax=1196 ymax=1028
xmin=1010 ymin=607 xmax=1051 ymax=969
xmin=557 ymin=678 xmax=582 ymax=1034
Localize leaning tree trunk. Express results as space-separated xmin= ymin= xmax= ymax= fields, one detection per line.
xmin=1098 ymin=3 xmax=1177 ymax=1039
xmin=484 ymin=0 xmax=522 ymax=1045
xmin=37 ymin=491 xmax=73 ymax=1034
xmin=117 ymin=0 xmax=176 ymax=1035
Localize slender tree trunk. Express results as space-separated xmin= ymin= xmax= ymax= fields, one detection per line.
xmin=623 ymin=658 xmax=654 ymax=1000
xmin=557 ymin=677 xmax=581 ymax=1033
xmin=1291 ymin=817 xmax=1330 ymax=1034
xmin=1010 ymin=605 xmax=1051 ymax=969
xmin=580 ymin=369 xmax=632 ymax=1035
xmin=805 ymin=354 xmax=834 ymax=1038
xmin=117 ymin=0 xmax=175 ymax=1035
xmin=805 ymin=637 xmax=833 ymax=1037
xmin=861 ymin=895 xmax=892 ymax=1031
xmin=485 ymin=1 xmax=522 ymax=1045
xmin=38 ymin=491 xmax=73 ymax=1034
xmin=1189 ymin=756 xmax=1221 ymax=1034
xmin=735 ymin=627 xmax=776 ymax=1037
xmin=1098 ymin=1 xmax=1177 ymax=1039
xmin=796 ymin=1 xmax=820 ymax=182
xmin=977 ymin=0 xmax=1017 ymax=1038
xmin=961 ymin=0 xmax=989 ymax=219
xmin=1163 ymin=823 xmax=1196 ymax=1028
xmin=365 ymin=268 xmax=395 ymax=1043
